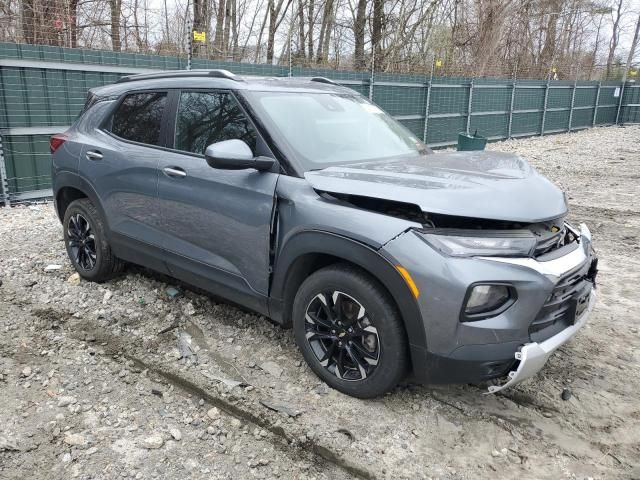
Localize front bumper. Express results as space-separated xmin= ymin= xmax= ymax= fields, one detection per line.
xmin=486 ymin=288 xmax=595 ymax=393
xmin=382 ymin=223 xmax=597 ymax=389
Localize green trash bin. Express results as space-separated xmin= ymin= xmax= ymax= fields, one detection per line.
xmin=457 ymin=131 xmax=487 ymax=151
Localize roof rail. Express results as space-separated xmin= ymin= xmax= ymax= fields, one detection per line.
xmin=117 ymin=69 xmax=241 ymax=84
xmin=310 ymin=77 xmax=338 ymax=85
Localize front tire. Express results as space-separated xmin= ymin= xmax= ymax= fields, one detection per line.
xmin=292 ymin=264 xmax=408 ymax=398
xmin=63 ymin=198 xmax=123 ymax=282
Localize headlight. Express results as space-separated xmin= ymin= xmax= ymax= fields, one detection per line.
xmin=421 ymin=231 xmax=536 ymax=257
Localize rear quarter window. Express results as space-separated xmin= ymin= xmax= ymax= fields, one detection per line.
xmin=111 ymin=92 xmax=167 ymax=146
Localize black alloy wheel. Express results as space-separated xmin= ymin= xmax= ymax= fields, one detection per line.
xmin=67 ymin=213 xmax=97 ymax=271
xmin=63 ymin=198 xmax=124 ymax=282
xmin=293 ymin=264 xmax=408 ymax=398
xmin=304 ymin=291 xmax=380 ymax=381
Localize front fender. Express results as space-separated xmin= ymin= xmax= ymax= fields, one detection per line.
xmin=269 ymin=229 xmax=429 ymax=374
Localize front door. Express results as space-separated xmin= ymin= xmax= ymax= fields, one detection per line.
xmin=157 ymin=90 xmax=278 ymax=309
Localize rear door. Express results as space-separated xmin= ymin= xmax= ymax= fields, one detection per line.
xmin=156 ymin=90 xmax=279 ymax=307
xmin=81 ymin=90 xmax=170 ymax=271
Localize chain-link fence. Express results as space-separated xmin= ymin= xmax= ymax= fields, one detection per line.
xmin=0 ymin=40 xmax=639 ymax=205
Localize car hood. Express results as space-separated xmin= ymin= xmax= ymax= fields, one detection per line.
xmin=304 ymin=151 xmax=567 ymax=223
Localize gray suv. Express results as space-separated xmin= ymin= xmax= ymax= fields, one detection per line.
xmin=51 ymin=70 xmax=598 ymax=398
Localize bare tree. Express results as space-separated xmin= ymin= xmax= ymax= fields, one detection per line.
xmin=606 ymin=0 xmax=624 ymax=77
xmin=110 ymin=0 xmax=121 ymax=51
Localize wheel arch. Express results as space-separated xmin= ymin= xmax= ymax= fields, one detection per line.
xmin=54 ymin=174 xmax=107 ymax=227
xmin=55 ymin=186 xmax=88 ymax=221
xmin=269 ymin=230 xmax=429 ymax=373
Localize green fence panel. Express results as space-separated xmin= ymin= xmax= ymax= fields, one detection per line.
xmin=544 ymin=110 xmax=570 ymax=132
xmin=0 ymin=67 xmax=28 ymax=128
xmin=372 ymin=84 xmax=426 ymax=117
xmin=426 ymin=116 xmax=467 ymax=144
xmin=469 ymin=114 xmax=509 ymax=138
xmin=596 ymin=105 xmax=618 ymax=124
xmin=472 ymin=86 xmax=511 ymax=113
xmin=2 ymin=134 xmax=51 ymax=193
xmin=0 ymin=66 xmax=122 ymax=128
xmin=574 ymin=87 xmax=597 ymax=107
xmin=571 ymin=108 xmax=595 ymax=128
xmin=547 ymin=86 xmax=572 ymax=110
xmin=428 ymin=86 xmax=469 ymax=115
xmin=621 ymin=86 xmax=640 ymax=123
xmin=514 ymin=87 xmax=545 ymax=111
xmin=511 ymin=111 xmax=542 ymax=136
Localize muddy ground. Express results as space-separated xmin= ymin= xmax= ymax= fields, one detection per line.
xmin=0 ymin=125 xmax=639 ymax=479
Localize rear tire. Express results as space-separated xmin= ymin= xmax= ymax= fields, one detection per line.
xmin=292 ymin=264 xmax=408 ymax=398
xmin=63 ymin=198 xmax=124 ymax=282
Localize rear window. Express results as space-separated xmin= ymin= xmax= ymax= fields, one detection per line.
xmin=111 ymin=92 xmax=167 ymax=146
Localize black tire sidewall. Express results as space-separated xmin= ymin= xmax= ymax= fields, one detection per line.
xmin=292 ymin=265 xmax=408 ymax=398
xmin=63 ymin=199 xmax=110 ymax=281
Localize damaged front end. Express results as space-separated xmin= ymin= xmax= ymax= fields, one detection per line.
xmin=321 ymin=193 xmax=598 ymax=392
xmin=320 ymin=190 xmax=577 ymax=261
xmin=304 ymin=151 xmax=597 ymax=392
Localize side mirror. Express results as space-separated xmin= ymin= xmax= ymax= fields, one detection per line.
xmin=204 ymin=139 xmax=275 ymax=171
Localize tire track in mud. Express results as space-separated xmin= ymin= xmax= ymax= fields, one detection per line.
xmin=26 ymin=303 xmax=375 ymax=480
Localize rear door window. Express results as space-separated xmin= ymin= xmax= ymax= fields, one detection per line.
xmin=111 ymin=92 xmax=167 ymax=146
xmin=174 ymin=91 xmax=257 ymax=155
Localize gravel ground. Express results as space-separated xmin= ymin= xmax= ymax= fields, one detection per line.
xmin=1 ymin=125 xmax=639 ymax=480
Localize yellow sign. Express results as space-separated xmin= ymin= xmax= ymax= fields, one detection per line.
xmin=435 ymin=59 xmax=443 ymax=68
xmin=551 ymin=66 xmax=557 ymax=73
xmin=630 ymin=70 xmax=638 ymax=77
xmin=193 ymin=30 xmax=206 ymax=42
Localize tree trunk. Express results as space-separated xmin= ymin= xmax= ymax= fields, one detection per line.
xmin=110 ymin=0 xmax=121 ymax=52
xmin=307 ymin=0 xmax=315 ymax=60
xmin=540 ymin=4 xmax=560 ymax=76
xmin=21 ymin=0 xmax=35 ymax=44
xmin=297 ymin=0 xmax=306 ymax=58
xmin=223 ymin=0 xmax=232 ymax=57
xmin=267 ymin=0 xmax=277 ymax=63
xmin=606 ymin=0 xmax=624 ymax=78
xmin=254 ymin=7 xmax=269 ymax=62
xmin=475 ymin=0 xmax=513 ymax=76
xmin=133 ymin=0 xmax=145 ymax=51
xmin=372 ymin=0 xmax=383 ymax=62
xmin=231 ymin=0 xmax=239 ymax=59
xmin=163 ymin=0 xmax=170 ymax=42
xmin=321 ymin=2 xmax=334 ymax=63
xmin=317 ymin=0 xmax=334 ymax=63
xmin=69 ymin=0 xmax=79 ymax=48
xmin=265 ymin=0 xmax=292 ymax=63
xmin=213 ymin=0 xmax=226 ymax=57
xmin=353 ymin=0 xmax=366 ymax=69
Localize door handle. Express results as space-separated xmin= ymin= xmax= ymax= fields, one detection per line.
xmin=86 ymin=150 xmax=103 ymax=161
xmin=163 ymin=166 xmax=187 ymax=178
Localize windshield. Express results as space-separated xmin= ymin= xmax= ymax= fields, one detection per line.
xmin=244 ymin=91 xmax=427 ymax=171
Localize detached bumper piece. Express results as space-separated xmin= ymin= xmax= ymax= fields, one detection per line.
xmin=486 ymin=290 xmax=596 ymax=394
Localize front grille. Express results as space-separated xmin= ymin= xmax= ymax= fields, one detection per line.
xmin=529 ymin=259 xmax=592 ymax=342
